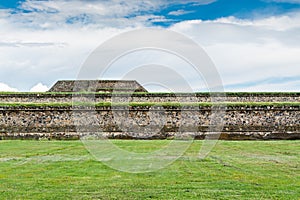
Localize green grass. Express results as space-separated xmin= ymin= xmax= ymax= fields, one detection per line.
xmin=0 ymin=92 xmax=111 ymax=95
xmin=0 ymin=140 xmax=299 ymax=199
xmin=0 ymin=91 xmax=299 ymax=95
xmin=0 ymin=101 xmax=299 ymax=108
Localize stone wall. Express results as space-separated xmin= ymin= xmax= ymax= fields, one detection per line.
xmin=48 ymin=80 xmax=148 ymax=92
xmin=0 ymin=105 xmax=299 ymax=140
xmin=0 ymin=93 xmax=299 ymax=103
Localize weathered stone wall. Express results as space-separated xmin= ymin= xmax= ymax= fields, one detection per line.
xmin=48 ymin=80 xmax=148 ymax=92
xmin=0 ymin=105 xmax=299 ymax=140
xmin=0 ymin=93 xmax=299 ymax=103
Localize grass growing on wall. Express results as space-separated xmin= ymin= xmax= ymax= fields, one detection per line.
xmin=0 ymin=102 xmax=299 ymax=107
xmin=0 ymin=91 xmax=300 ymax=95
xmin=0 ymin=140 xmax=299 ymax=199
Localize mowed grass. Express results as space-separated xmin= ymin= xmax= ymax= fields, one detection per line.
xmin=0 ymin=140 xmax=299 ymax=199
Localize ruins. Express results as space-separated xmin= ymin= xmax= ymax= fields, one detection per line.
xmin=0 ymin=80 xmax=299 ymax=140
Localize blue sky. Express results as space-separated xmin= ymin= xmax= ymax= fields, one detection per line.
xmin=0 ymin=0 xmax=20 ymax=8
xmin=0 ymin=0 xmax=299 ymax=91
xmin=2 ymin=0 xmax=300 ymax=18
xmin=3 ymin=0 xmax=300 ymax=24
xmin=155 ymin=0 xmax=300 ymax=25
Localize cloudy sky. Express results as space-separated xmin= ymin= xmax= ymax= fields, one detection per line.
xmin=0 ymin=0 xmax=300 ymax=92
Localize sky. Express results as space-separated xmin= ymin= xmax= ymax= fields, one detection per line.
xmin=0 ymin=0 xmax=300 ymax=92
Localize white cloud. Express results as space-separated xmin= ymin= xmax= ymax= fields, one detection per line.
xmin=0 ymin=83 xmax=18 ymax=92
xmin=212 ymin=15 xmax=300 ymax=31
xmin=0 ymin=8 xmax=133 ymax=90
xmin=226 ymin=79 xmax=300 ymax=92
xmin=29 ymin=83 xmax=49 ymax=92
xmin=170 ymin=15 xmax=300 ymax=91
xmin=3 ymin=0 xmax=212 ymax=29
xmin=265 ymin=0 xmax=300 ymax=3
xmin=0 ymin=41 xmax=66 ymax=47
xmin=168 ymin=9 xmax=194 ymax=16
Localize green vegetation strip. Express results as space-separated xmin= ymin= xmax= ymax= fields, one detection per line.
xmin=0 ymin=91 xmax=299 ymax=95
xmin=0 ymin=140 xmax=299 ymax=199
xmin=0 ymin=102 xmax=299 ymax=107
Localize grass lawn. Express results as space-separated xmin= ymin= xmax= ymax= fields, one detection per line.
xmin=0 ymin=140 xmax=299 ymax=199
xmin=0 ymin=102 xmax=300 ymax=107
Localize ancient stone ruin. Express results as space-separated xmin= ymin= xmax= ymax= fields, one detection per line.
xmin=0 ymin=80 xmax=299 ymax=140
xmin=48 ymin=80 xmax=148 ymax=93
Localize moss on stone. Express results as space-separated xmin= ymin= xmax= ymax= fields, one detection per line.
xmin=0 ymin=102 xmax=299 ymax=107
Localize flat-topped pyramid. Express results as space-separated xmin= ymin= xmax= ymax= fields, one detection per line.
xmin=48 ymin=80 xmax=148 ymax=93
